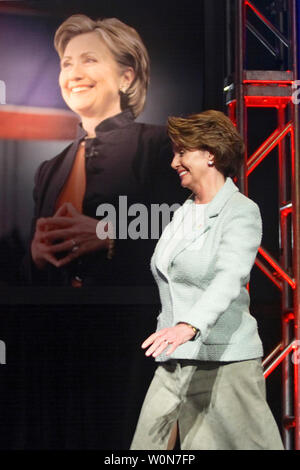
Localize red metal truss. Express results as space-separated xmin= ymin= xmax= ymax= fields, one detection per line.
xmin=246 ymin=121 xmax=293 ymax=176
xmin=226 ymin=0 xmax=300 ymax=450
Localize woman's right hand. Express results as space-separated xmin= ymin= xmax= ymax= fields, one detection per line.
xmin=31 ymin=217 xmax=62 ymax=270
xmin=31 ymin=215 xmax=90 ymax=270
xmin=31 ymin=205 xmax=114 ymax=270
xmin=142 ymin=324 xmax=197 ymax=358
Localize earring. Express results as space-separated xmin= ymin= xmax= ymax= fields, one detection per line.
xmin=120 ymin=86 xmax=127 ymax=94
xmin=208 ymin=159 xmax=214 ymax=167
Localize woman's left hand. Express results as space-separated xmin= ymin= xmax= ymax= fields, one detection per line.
xmin=40 ymin=202 xmax=112 ymax=267
xmin=142 ymin=323 xmax=196 ymax=358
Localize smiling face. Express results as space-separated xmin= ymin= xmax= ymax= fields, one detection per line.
xmin=59 ymin=32 xmax=132 ymax=119
xmin=171 ymin=147 xmax=214 ymax=191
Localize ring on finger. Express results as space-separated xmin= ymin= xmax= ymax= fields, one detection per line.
xmin=71 ymin=239 xmax=79 ymax=252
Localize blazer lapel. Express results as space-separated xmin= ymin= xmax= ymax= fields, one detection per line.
xmin=155 ymin=200 xmax=210 ymax=278
xmin=167 ymin=212 xmax=211 ymax=270
xmin=154 ymin=202 xmax=187 ymax=277
xmin=154 ymin=177 xmax=239 ymax=279
xmin=38 ymin=121 xmax=87 ymax=216
xmin=39 ymin=140 xmax=79 ymax=216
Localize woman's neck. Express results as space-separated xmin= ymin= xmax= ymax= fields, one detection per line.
xmin=193 ymin=173 xmax=226 ymax=204
xmin=81 ymin=107 xmax=122 ymax=138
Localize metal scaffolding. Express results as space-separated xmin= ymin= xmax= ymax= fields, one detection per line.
xmin=225 ymin=0 xmax=299 ymax=450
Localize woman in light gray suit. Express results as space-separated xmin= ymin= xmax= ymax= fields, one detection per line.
xmin=130 ymin=110 xmax=284 ymax=450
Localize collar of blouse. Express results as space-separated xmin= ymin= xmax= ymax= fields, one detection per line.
xmin=75 ymin=109 xmax=134 ymax=142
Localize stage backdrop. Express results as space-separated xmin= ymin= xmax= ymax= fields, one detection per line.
xmin=0 ymin=0 xmax=286 ymax=451
xmin=0 ymin=0 xmax=215 ymax=286
xmin=0 ymin=0 xmax=229 ymax=451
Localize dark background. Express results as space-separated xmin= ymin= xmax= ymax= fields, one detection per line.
xmin=0 ymin=0 xmax=297 ymax=450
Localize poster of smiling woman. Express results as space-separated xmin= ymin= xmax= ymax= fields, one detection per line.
xmin=0 ymin=0 xmax=218 ymax=451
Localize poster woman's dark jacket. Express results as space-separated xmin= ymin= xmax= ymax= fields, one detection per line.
xmin=22 ymin=110 xmax=186 ymax=291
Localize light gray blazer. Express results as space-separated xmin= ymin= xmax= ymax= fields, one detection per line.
xmin=151 ymin=177 xmax=264 ymax=362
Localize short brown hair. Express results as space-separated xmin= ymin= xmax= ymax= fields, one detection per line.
xmin=167 ymin=110 xmax=245 ymax=177
xmin=54 ymin=14 xmax=150 ymax=117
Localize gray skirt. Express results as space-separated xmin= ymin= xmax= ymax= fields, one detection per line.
xmin=130 ymin=359 xmax=284 ymax=450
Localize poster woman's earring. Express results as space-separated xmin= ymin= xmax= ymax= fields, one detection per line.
xmin=208 ymin=159 xmax=214 ymax=167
